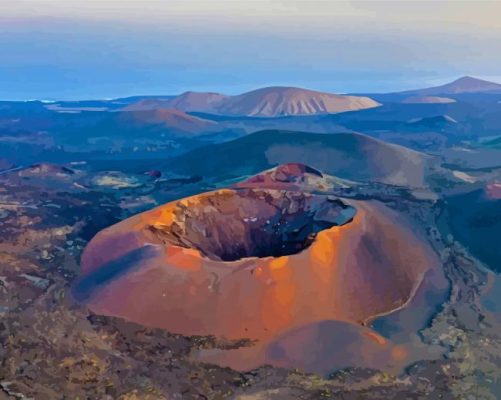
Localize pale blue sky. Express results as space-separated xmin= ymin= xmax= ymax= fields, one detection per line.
xmin=1 ymin=0 xmax=501 ymax=99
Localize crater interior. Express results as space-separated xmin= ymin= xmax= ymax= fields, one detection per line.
xmin=148 ymin=189 xmax=356 ymax=261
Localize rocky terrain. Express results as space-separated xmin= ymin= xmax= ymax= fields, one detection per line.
xmin=1 ymin=160 xmax=500 ymax=399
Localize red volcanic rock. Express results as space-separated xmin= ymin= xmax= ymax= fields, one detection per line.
xmin=239 ymin=163 xmax=322 ymax=185
xmin=75 ymin=165 xmax=437 ymax=346
xmin=234 ymin=163 xmax=351 ymax=193
xmin=273 ymin=163 xmax=322 ymax=180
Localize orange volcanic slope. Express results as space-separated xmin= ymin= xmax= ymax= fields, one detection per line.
xmin=76 ymin=164 xmax=437 ymax=342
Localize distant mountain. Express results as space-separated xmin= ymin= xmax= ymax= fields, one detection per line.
xmin=125 ymin=87 xmax=380 ymax=117
xmin=122 ymin=98 xmax=174 ymax=111
xmin=213 ymin=87 xmax=380 ymax=117
xmin=166 ymin=130 xmax=435 ymax=187
xmin=400 ymin=76 xmax=501 ymax=95
xmin=120 ymin=108 xmax=218 ymax=136
xmin=159 ymin=91 xmax=229 ymax=113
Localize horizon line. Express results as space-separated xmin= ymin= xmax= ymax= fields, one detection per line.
xmin=1 ymin=74 xmax=500 ymax=103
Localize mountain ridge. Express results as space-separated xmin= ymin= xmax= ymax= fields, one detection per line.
xmin=399 ymin=76 xmax=501 ymax=95
xmin=165 ymin=129 xmax=435 ymax=187
xmin=124 ymin=86 xmax=381 ymax=117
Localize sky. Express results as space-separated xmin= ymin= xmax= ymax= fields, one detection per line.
xmin=1 ymin=0 xmax=501 ymax=100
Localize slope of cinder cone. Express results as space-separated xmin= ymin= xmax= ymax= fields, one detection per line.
xmin=193 ymin=319 xmax=416 ymax=375
xmin=75 ymin=165 xmax=437 ymax=342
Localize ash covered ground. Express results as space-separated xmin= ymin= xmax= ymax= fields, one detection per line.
xmin=0 ymin=161 xmax=500 ymax=399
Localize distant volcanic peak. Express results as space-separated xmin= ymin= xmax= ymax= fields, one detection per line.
xmin=403 ymin=75 xmax=501 ymax=95
xmin=168 ymin=129 xmax=431 ymax=188
xmin=156 ymin=86 xmax=380 ymax=117
xmin=217 ymin=86 xmax=380 ymax=117
xmin=167 ymin=91 xmax=228 ymax=112
xmin=441 ymin=76 xmax=501 ymax=93
xmin=125 ymin=91 xmax=228 ymax=113
xmin=148 ymin=188 xmax=355 ymax=262
xmin=451 ymin=75 xmax=499 ymax=87
xmin=240 ymin=86 xmax=337 ymax=98
xmin=123 ymin=107 xmax=217 ymax=134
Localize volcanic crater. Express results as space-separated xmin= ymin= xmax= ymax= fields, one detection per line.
xmin=147 ymin=188 xmax=356 ymax=262
xmin=77 ymin=163 xmax=437 ymax=346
